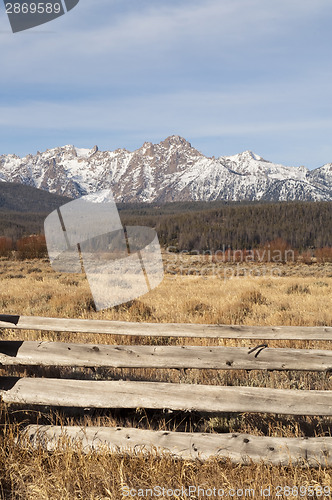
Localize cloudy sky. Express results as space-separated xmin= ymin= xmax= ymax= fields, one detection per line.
xmin=1 ymin=0 xmax=332 ymax=168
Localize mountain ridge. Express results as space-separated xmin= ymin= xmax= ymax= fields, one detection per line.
xmin=0 ymin=182 xmax=71 ymax=213
xmin=1 ymin=136 xmax=331 ymax=203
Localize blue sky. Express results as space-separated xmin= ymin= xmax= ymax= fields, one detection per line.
xmin=1 ymin=0 xmax=332 ymax=169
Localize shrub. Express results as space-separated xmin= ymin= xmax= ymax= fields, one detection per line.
xmin=315 ymin=246 xmax=332 ymax=263
xmin=16 ymin=235 xmax=47 ymax=259
xmin=287 ymin=284 xmax=311 ymax=295
xmin=300 ymin=250 xmax=313 ymax=265
xmin=0 ymin=237 xmax=13 ymax=257
xmin=258 ymin=238 xmax=296 ymax=263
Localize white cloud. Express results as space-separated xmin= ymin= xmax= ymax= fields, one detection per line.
xmin=1 ymin=83 xmax=331 ymax=137
xmin=1 ymin=0 xmax=331 ymax=85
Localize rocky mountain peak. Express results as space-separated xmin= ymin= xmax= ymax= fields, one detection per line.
xmin=161 ymin=135 xmax=193 ymax=149
xmin=0 ymin=137 xmax=331 ymax=203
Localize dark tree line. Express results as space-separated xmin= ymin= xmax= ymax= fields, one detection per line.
xmin=0 ymin=200 xmax=331 ymax=255
xmin=120 ymin=201 xmax=332 ymax=252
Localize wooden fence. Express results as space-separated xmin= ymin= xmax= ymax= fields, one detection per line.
xmin=0 ymin=314 xmax=332 ymax=465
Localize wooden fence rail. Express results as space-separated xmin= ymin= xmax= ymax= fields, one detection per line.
xmin=0 ymin=314 xmax=331 ymax=340
xmin=1 ymin=378 xmax=332 ymax=415
xmin=20 ymin=425 xmax=332 ymax=466
xmin=1 ymin=342 xmax=332 ymax=371
xmin=1 ymin=314 xmax=332 ymax=465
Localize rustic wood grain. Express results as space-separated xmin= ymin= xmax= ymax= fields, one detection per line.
xmin=21 ymin=425 xmax=332 ymax=466
xmin=0 ymin=314 xmax=331 ymax=340
xmin=1 ymin=342 xmax=332 ymax=371
xmin=1 ymin=378 xmax=332 ymax=415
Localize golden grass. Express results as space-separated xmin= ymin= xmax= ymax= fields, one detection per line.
xmin=2 ymin=418 xmax=332 ymax=500
xmin=0 ymin=256 xmax=332 ymax=499
xmin=0 ymin=256 xmax=331 ymax=326
xmin=2 ymin=426 xmax=332 ymax=500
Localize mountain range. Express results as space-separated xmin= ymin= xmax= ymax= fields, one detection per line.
xmin=1 ymin=136 xmax=331 ymax=203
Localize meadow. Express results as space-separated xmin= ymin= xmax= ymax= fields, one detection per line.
xmin=0 ymin=254 xmax=331 ymax=499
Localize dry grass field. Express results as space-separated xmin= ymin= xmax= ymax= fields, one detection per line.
xmin=0 ymin=254 xmax=332 ymax=499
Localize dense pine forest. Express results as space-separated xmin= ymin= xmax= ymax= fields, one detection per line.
xmin=0 ymin=187 xmax=331 ymax=258
xmin=119 ymin=201 xmax=332 ymax=252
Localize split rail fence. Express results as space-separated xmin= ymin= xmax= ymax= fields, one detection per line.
xmin=0 ymin=314 xmax=332 ymax=465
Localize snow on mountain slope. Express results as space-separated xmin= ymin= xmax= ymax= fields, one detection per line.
xmin=310 ymin=163 xmax=332 ymax=192
xmin=0 ymin=136 xmax=331 ymax=203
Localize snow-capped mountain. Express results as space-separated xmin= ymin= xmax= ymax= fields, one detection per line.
xmin=0 ymin=136 xmax=331 ymax=203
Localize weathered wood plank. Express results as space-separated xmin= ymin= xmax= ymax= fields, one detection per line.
xmin=0 ymin=314 xmax=331 ymax=340
xmin=21 ymin=425 xmax=332 ymax=466
xmin=1 ymin=341 xmax=332 ymax=371
xmin=1 ymin=378 xmax=332 ymax=415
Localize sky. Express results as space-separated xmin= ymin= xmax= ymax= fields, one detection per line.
xmin=1 ymin=0 xmax=332 ymax=169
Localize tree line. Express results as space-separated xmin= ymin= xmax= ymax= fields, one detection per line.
xmin=0 ymin=201 xmax=331 ymax=260
xmin=120 ymin=201 xmax=332 ymax=252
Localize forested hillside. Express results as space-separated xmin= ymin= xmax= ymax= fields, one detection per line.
xmin=0 ymin=183 xmax=330 ymax=254
xmin=119 ymin=201 xmax=332 ymax=252
xmin=0 ymin=183 xmax=70 ymax=238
